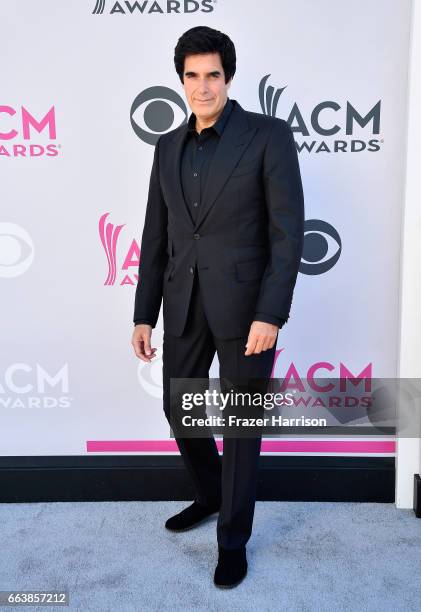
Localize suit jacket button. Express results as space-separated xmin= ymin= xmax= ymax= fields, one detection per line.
xmin=193 ymin=233 xmax=200 ymax=240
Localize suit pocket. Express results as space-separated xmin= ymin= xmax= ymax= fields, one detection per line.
xmin=235 ymin=257 xmax=266 ymax=282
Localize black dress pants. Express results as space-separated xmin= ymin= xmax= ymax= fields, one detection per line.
xmin=162 ymin=270 xmax=277 ymax=549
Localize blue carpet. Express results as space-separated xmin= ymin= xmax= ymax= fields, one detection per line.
xmin=0 ymin=501 xmax=420 ymax=611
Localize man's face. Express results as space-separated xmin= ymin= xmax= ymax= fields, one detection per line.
xmin=182 ymin=52 xmax=231 ymax=123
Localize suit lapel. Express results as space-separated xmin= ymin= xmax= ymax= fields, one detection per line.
xmin=167 ymin=99 xmax=258 ymax=230
xmin=169 ymin=125 xmax=195 ymax=227
xmin=195 ymin=101 xmax=257 ymax=229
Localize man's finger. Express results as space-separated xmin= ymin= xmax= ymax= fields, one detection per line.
xmin=144 ymin=338 xmax=152 ymax=356
xmin=133 ymin=340 xmax=151 ymax=361
xmin=262 ymin=336 xmax=272 ymax=351
xmin=132 ymin=339 xmax=143 ymax=359
xmin=244 ymin=334 xmax=258 ymax=356
xmin=142 ymin=343 xmax=157 ymax=360
xmin=268 ymin=336 xmax=277 ymax=349
xmin=252 ymin=336 xmax=266 ymax=354
xmin=133 ymin=339 xmax=157 ymax=362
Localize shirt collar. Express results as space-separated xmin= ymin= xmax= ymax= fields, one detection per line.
xmin=187 ymin=97 xmax=233 ymax=137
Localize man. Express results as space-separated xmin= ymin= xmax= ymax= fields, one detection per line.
xmin=132 ymin=26 xmax=304 ymax=588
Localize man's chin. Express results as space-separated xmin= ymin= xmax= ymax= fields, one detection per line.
xmin=195 ymin=109 xmax=217 ymax=121
xmin=193 ymin=102 xmax=215 ymax=113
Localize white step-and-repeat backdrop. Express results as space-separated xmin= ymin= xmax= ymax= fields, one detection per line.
xmin=0 ymin=0 xmax=412 ymax=456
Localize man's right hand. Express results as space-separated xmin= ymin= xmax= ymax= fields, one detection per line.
xmin=131 ymin=324 xmax=157 ymax=363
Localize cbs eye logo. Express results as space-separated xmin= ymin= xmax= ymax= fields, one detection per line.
xmin=0 ymin=223 xmax=34 ymax=278
xmin=130 ymin=86 xmax=187 ymax=146
xmin=300 ymin=219 xmax=341 ymax=275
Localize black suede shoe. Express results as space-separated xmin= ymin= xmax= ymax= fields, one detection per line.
xmin=165 ymin=501 xmax=220 ymax=532
xmin=213 ymin=545 xmax=248 ymax=588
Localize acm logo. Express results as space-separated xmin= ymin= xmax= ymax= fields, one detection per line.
xmin=259 ymin=74 xmax=382 ymax=153
xmin=0 ymin=105 xmax=59 ymax=158
xmin=0 ymin=363 xmax=72 ymax=408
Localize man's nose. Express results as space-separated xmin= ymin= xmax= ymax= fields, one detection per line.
xmin=197 ymin=79 xmax=210 ymax=92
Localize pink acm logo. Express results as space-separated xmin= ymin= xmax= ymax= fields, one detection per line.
xmin=272 ymin=351 xmax=374 ymax=421
xmin=272 ymin=350 xmax=372 ymax=389
xmin=0 ymin=105 xmax=60 ymax=158
xmin=99 ymin=212 xmax=140 ymax=286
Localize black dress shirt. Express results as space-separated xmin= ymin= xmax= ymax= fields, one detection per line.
xmin=134 ymin=97 xmax=286 ymax=331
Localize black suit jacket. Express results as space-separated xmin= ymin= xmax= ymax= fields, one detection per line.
xmin=134 ymin=98 xmax=304 ymax=339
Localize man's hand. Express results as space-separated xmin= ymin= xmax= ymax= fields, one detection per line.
xmin=244 ymin=321 xmax=278 ymax=356
xmin=131 ymin=324 xmax=157 ymax=363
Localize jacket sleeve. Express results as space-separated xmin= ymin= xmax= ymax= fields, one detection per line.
xmin=255 ymin=120 xmax=305 ymax=322
xmin=254 ymin=313 xmax=286 ymax=329
xmin=133 ymin=136 xmax=168 ymax=328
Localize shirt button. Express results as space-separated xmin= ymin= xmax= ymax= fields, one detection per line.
xmin=189 ymin=266 xmax=195 ymax=274
xmin=193 ymin=233 xmax=200 ymax=240
xmin=193 ymin=202 xmax=198 ymax=207
xmin=193 ymin=172 xmax=198 ymax=178
xmin=198 ymin=146 xmax=203 ymax=151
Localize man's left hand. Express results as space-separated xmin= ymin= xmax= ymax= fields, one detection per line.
xmin=244 ymin=321 xmax=279 ymax=356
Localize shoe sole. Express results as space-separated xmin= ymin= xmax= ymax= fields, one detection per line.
xmin=165 ymin=510 xmax=219 ymax=532
xmin=214 ymin=570 xmax=247 ymax=589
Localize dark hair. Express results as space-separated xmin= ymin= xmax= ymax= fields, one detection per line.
xmin=174 ymin=26 xmax=236 ymax=84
